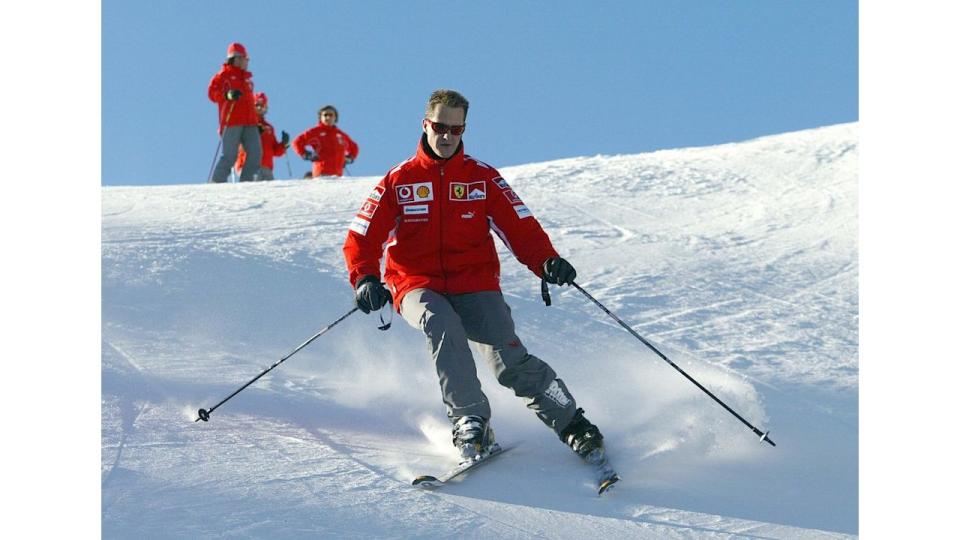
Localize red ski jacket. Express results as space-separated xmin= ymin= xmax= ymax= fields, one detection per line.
xmin=292 ymin=123 xmax=359 ymax=177
xmin=236 ymin=118 xmax=286 ymax=171
xmin=343 ymin=137 xmax=559 ymax=308
xmin=207 ymin=64 xmax=258 ymax=131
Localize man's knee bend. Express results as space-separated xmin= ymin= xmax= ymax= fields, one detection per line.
xmin=420 ymin=304 xmax=459 ymax=332
xmin=221 ymin=146 xmax=240 ymax=162
xmin=497 ymin=353 xmax=556 ymax=396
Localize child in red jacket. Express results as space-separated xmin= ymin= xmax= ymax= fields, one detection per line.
xmin=236 ymin=92 xmax=289 ymax=181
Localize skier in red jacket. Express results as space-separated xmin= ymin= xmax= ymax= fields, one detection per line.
xmin=343 ymin=90 xmax=610 ymax=471
xmin=236 ymin=92 xmax=289 ymax=180
xmin=292 ymin=105 xmax=359 ymax=178
xmin=207 ymin=42 xmax=262 ymax=183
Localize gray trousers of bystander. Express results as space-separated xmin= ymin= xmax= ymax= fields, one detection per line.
xmin=211 ymin=125 xmax=262 ymax=183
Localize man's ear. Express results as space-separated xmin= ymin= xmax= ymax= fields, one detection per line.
xmin=422 ymin=119 xmax=429 ymax=134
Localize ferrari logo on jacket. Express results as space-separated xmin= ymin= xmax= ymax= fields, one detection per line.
xmin=450 ymin=182 xmax=486 ymax=201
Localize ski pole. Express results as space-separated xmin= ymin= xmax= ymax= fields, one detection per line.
xmin=570 ymin=282 xmax=776 ymax=447
xmin=195 ymin=306 xmax=359 ymax=422
xmin=206 ymin=100 xmax=237 ymax=183
xmin=285 ymin=152 xmax=293 ymax=179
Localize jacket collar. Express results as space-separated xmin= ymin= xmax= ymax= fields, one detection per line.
xmin=415 ymin=133 xmax=464 ymax=169
xmin=222 ymin=64 xmax=250 ymax=78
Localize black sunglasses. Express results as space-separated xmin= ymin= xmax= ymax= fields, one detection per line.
xmin=425 ymin=119 xmax=465 ymax=136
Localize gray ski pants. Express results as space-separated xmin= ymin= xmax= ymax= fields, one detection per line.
xmin=400 ymin=288 xmax=579 ymax=434
xmin=211 ymin=125 xmax=262 ymax=183
xmin=255 ymin=167 xmax=274 ymax=181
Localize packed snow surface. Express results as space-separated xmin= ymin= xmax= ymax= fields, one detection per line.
xmin=102 ymin=123 xmax=858 ymax=538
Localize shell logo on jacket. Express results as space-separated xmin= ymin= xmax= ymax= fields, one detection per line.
xmin=342 ymin=136 xmax=559 ymax=308
xmin=292 ymin=123 xmax=359 ymax=177
xmin=207 ymin=64 xmax=258 ymax=132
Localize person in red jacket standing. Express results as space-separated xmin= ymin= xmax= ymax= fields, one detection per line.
xmin=342 ymin=90 xmax=614 ymax=481
xmin=207 ymin=42 xmax=262 ymax=183
xmin=292 ymin=105 xmax=359 ymax=178
xmin=236 ymin=92 xmax=289 ymax=181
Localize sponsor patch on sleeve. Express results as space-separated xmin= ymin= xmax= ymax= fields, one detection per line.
xmin=494 ymin=177 xmax=511 ymax=190
xmin=349 ymin=215 xmax=371 ymax=235
xmin=367 ymin=185 xmax=384 ymax=202
xmin=503 ymin=189 xmax=522 ymax=204
xmin=358 ymin=200 xmax=379 ymax=219
xmin=513 ymin=204 xmax=532 ymax=219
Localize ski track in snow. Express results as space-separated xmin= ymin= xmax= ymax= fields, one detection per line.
xmin=102 ymin=124 xmax=858 ymax=538
xmin=101 ymin=339 xmax=152 ymax=491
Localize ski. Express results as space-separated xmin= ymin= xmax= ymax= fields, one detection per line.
xmin=585 ymin=449 xmax=620 ymax=496
xmin=598 ymin=472 xmax=620 ymax=495
xmin=412 ymin=443 xmax=510 ymax=488
xmin=412 ymin=442 xmax=618 ymax=495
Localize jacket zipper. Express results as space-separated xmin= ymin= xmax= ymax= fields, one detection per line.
xmin=438 ymin=165 xmax=448 ymax=292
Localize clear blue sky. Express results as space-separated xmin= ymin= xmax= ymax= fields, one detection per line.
xmin=102 ymin=0 xmax=857 ymax=186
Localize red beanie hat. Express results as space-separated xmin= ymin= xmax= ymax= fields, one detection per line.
xmin=255 ymin=92 xmax=268 ymax=107
xmin=226 ymin=42 xmax=248 ymax=59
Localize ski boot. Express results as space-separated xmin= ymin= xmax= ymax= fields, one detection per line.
xmin=452 ymin=415 xmax=496 ymax=463
xmin=560 ymin=408 xmax=619 ymax=494
xmin=560 ymin=408 xmax=604 ymax=458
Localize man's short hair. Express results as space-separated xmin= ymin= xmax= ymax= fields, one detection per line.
xmin=318 ymin=105 xmax=339 ymax=121
xmin=425 ymin=89 xmax=469 ymax=119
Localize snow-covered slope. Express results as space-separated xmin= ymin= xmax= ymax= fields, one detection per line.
xmin=102 ymin=123 xmax=858 ymax=538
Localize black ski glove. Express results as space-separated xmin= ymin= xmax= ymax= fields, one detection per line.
xmin=280 ymin=131 xmax=290 ymax=147
xmin=225 ymin=89 xmax=242 ymax=101
xmin=355 ymin=275 xmax=392 ymax=314
xmin=303 ymin=150 xmax=318 ymax=162
xmin=543 ymin=257 xmax=577 ymax=286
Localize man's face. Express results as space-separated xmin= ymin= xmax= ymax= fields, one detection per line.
xmin=233 ymin=55 xmax=249 ymax=70
xmin=255 ymin=102 xmax=267 ymax=117
xmin=319 ymin=110 xmax=337 ymax=126
xmin=423 ymin=105 xmax=465 ymax=159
